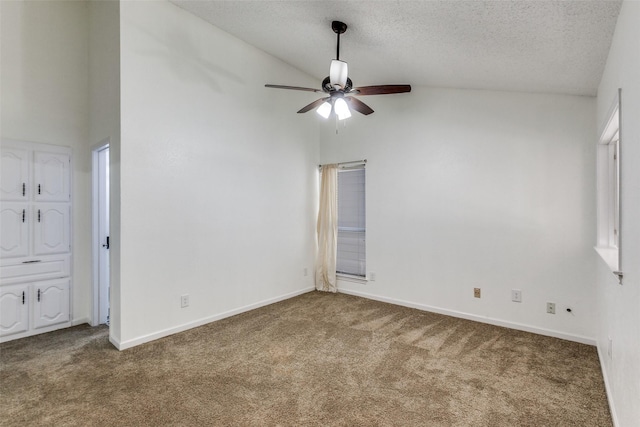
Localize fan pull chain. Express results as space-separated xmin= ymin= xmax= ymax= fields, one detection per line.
xmin=333 ymin=115 xmax=349 ymax=134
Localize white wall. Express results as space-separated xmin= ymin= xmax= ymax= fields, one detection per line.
xmin=320 ymin=87 xmax=597 ymax=343
xmin=595 ymin=2 xmax=640 ymax=426
xmin=117 ymin=1 xmax=319 ymax=348
xmin=0 ymin=0 xmax=92 ymax=324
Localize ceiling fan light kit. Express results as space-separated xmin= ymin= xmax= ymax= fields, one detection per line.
xmin=265 ymin=21 xmax=411 ymax=121
xmin=334 ymin=97 xmax=352 ymax=120
xmin=316 ymin=101 xmax=332 ymax=119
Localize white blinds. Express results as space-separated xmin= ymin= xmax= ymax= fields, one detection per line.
xmin=336 ymin=167 xmax=366 ymax=277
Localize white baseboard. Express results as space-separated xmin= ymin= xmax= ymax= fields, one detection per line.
xmin=338 ymin=288 xmax=596 ymax=346
xmin=596 ymin=344 xmax=619 ymax=427
xmin=72 ymin=317 xmax=90 ymax=327
xmin=109 ymin=335 xmax=121 ymax=349
xmin=114 ymin=287 xmax=315 ymax=351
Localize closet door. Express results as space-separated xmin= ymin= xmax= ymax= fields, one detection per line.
xmin=33 ymin=151 xmax=70 ymax=202
xmin=1 ymin=148 xmax=29 ymax=201
xmin=0 ymin=284 xmax=29 ymax=337
xmin=0 ymin=203 xmax=29 ymax=258
xmin=33 ymin=278 xmax=69 ymax=329
xmin=33 ymin=204 xmax=70 ymax=255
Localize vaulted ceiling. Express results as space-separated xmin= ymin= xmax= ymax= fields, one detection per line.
xmin=171 ymin=0 xmax=621 ymax=96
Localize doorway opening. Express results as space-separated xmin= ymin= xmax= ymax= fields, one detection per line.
xmin=92 ymin=142 xmax=110 ymax=326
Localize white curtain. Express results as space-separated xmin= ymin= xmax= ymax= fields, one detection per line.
xmin=315 ymin=164 xmax=338 ymax=293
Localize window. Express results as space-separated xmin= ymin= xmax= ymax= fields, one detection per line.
xmin=608 ymin=133 xmax=619 ymax=248
xmin=596 ymin=89 xmax=621 ymax=276
xmin=336 ymin=167 xmax=365 ymax=277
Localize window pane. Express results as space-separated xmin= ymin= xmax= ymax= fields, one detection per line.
xmin=337 ymin=230 xmax=365 ymax=276
xmin=337 ymin=168 xmax=365 ymax=276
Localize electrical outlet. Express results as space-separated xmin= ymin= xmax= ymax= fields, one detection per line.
xmin=181 ymin=294 xmax=189 ymax=308
xmin=511 ymin=289 xmax=522 ymax=303
xmin=369 ymin=272 xmax=376 ymax=281
xmin=474 ymin=288 xmax=481 ymax=298
xmin=303 ymin=267 xmax=308 ymax=277
xmin=546 ymin=302 xmax=556 ymax=314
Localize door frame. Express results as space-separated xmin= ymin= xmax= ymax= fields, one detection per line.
xmin=91 ymin=138 xmax=110 ymax=327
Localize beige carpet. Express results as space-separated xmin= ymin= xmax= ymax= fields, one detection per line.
xmin=0 ymin=292 xmax=611 ymax=426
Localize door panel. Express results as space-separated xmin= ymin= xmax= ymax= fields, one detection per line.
xmin=1 ymin=148 xmax=29 ymax=201
xmin=33 ymin=152 xmax=70 ymax=202
xmin=0 ymin=203 xmax=29 ymax=258
xmin=33 ymin=279 xmax=69 ymax=329
xmin=33 ymin=204 xmax=70 ymax=255
xmin=0 ymin=284 xmax=29 ymax=337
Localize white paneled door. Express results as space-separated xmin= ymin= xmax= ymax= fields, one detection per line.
xmin=0 ymin=148 xmax=29 ymax=201
xmin=97 ymin=146 xmax=110 ymax=325
xmin=0 ymin=284 xmax=29 ymax=337
xmin=33 ymin=152 xmax=70 ymax=202
xmin=33 ymin=278 xmax=70 ymax=329
xmin=0 ymin=203 xmax=29 ymax=258
xmin=33 ymin=204 xmax=70 ymax=256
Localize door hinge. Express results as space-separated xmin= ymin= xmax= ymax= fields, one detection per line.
xmin=22 ymin=209 xmax=25 ymax=223
xmin=38 ymin=209 xmax=41 ymax=222
xmin=22 ymin=183 xmax=26 ymax=196
xmin=22 ymin=291 xmax=25 ymax=305
xmin=38 ymin=184 xmax=41 ymax=195
xmin=37 ymin=289 xmax=41 ymax=302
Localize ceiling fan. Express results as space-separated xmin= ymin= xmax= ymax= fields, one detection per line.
xmin=265 ymin=21 xmax=411 ymax=120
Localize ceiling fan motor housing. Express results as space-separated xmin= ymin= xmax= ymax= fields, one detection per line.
xmin=323 ymin=76 xmax=353 ymax=93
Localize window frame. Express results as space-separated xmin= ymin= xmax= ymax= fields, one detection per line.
xmin=595 ymin=89 xmax=622 ymax=281
xmin=607 ymin=134 xmax=619 ymax=248
xmin=336 ymin=165 xmax=366 ymax=280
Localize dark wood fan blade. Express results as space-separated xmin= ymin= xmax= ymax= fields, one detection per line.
xmin=351 ymin=85 xmax=412 ymax=96
xmin=297 ymin=97 xmax=329 ymax=114
xmin=265 ymin=84 xmax=322 ymax=93
xmin=346 ymin=97 xmax=374 ymax=115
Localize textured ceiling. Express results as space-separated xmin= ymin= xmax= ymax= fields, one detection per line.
xmin=170 ymin=0 xmax=622 ymax=96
